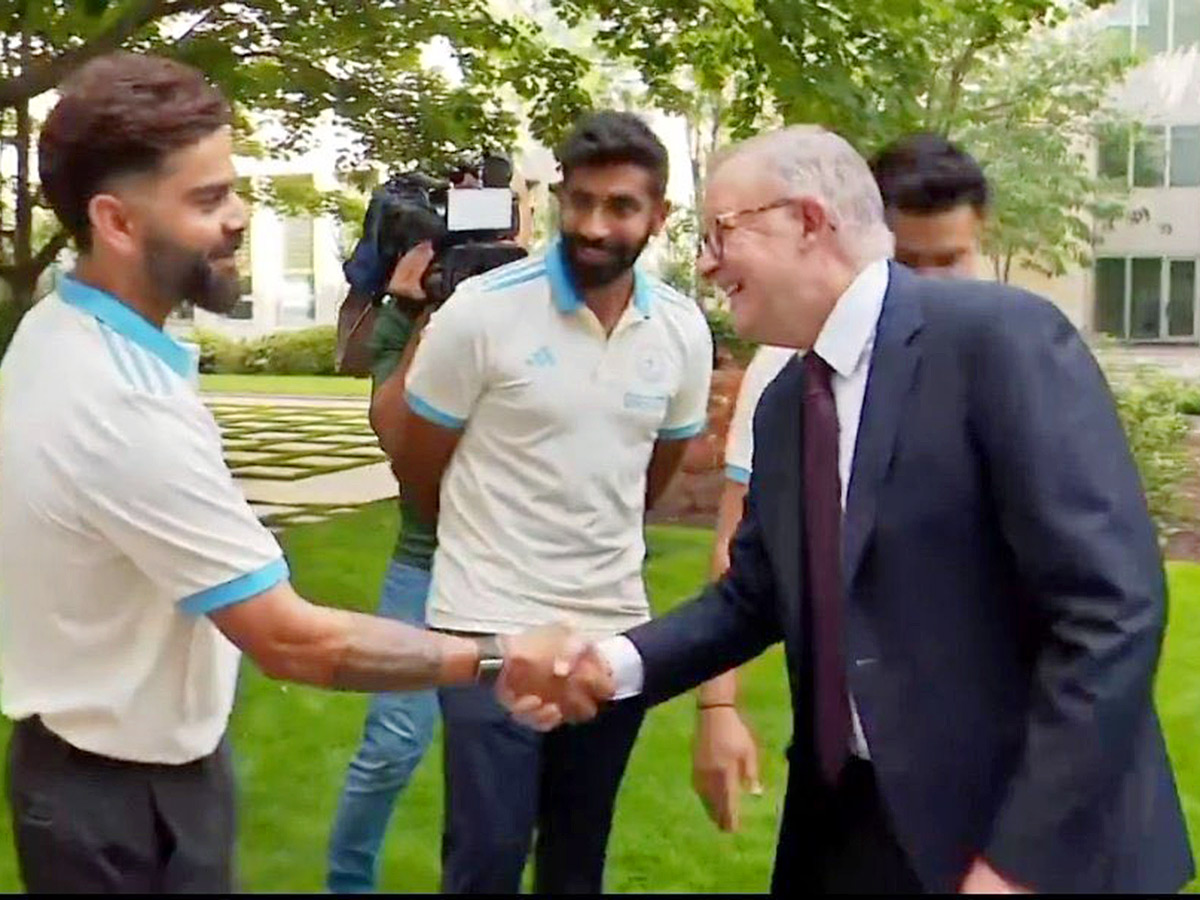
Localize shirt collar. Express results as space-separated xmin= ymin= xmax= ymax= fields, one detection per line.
xmin=544 ymin=239 xmax=653 ymax=318
xmin=812 ymin=257 xmax=890 ymax=377
xmin=58 ymin=273 xmax=192 ymax=378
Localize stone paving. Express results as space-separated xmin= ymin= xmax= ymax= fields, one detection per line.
xmin=209 ymin=343 xmax=1200 ymax=533
xmin=1095 ymin=344 xmax=1200 ymax=381
xmin=204 ymin=395 xmax=396 ymax=530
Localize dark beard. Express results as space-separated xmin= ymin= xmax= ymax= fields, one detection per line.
xmin=145 ymin=231 xmax=243 ymax=315
xmin=561 ymin=231 xmax=650 ymax=289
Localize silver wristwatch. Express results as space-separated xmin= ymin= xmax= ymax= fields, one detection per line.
xmin=474 ymin=635 xmax=505 ymax=685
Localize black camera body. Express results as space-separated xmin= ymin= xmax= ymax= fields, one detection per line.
xmin=373 ymin=154 xmax=527 ymax=305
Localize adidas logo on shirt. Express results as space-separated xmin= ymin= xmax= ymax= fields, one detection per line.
xmin=526 ymin=346 xmax=556 ymax=368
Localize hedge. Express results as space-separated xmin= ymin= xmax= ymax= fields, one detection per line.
xmin=187 ymin=326 xmax=337 ymax=376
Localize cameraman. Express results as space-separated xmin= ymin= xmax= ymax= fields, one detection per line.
xmin=325 ymin=241 xmax=441 ymax=893
xmin=328 ymin=167 xmax=532 ymax=893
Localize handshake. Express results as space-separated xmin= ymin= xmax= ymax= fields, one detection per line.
xmin=492 ymin=624 xmax=619 ymax=731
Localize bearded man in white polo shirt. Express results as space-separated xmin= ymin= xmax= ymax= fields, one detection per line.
xmin=0 ymin=52 xmax=597 ymax=894
xmin=390 ymin=111 xmax=713 ymax=893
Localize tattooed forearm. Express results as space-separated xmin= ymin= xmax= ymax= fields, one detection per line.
xmin=327 ymin=611 xmax=478 ymax=692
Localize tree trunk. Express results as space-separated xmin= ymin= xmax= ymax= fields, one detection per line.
xmin=7 ymin=273 xmax=35 ymax=311
xmin=15 ymin=95 xmax=31 ymax=277
xmin=7 ymin=14 xmax=38 ymax=313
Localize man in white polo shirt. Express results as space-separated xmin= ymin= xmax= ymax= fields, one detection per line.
xmin=0 ymin=52 xmax=595 ymax=894
xmin=391 ymin=111 xmax=713 ymax=893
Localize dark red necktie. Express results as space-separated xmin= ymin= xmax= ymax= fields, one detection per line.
xmin=802 ymin=351 xmax=852 ymax=785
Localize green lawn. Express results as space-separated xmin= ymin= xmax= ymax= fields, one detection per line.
xmin=200 ymin=373 xmax=371 ymax=398
xmin=0 ymin=506 xmax=1196 ymax=892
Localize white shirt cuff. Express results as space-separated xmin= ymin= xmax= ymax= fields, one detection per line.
xmin=596 ymin=635 xmax=644 ymax=700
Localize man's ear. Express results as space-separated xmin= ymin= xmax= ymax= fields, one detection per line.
xmin=795 ymin=195 xmax=829 ymax=234
xmin=88 ymin=192 xmax=140 ymax=258
xmin=651 ymin=197 xmax=672 ymax=235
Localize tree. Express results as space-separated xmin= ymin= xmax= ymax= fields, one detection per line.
xmin=551 ymin=0 xmax=1125 ymax=286
xmin=551 ymin=0 xmax=769 ymax=234
xmin=950 ymin=14 xmax=1133 ymax=282
xmin=0 ymin=0 xmax=593 ymax=343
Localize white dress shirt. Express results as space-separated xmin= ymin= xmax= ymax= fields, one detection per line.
xmin=599 ymin=258 xmax=891 ymax=759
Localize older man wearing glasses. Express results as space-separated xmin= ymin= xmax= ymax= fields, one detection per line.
xmin=506 ymin=124 xmax=1193 ymax=895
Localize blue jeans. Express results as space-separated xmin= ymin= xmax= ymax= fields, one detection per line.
xmin=439 ymin=684 xmax=646 ymax=893
xmin=326 ymin=562 xmax=437 ymax=893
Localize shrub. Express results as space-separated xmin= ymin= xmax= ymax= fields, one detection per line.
xmin=257 ymin=326 xmax=337 ymax=375
xmin=186 ymin=326 xmax=337 ymax=375
xmin=1105 ymin=365 xmax=1192 ymax=537
xmin=705 ymin=307 xmax=757 ymax=367
xmin=1176 ymin=386 xmax=1200 ymax=417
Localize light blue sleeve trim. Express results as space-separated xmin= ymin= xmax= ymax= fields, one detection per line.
xmin=180 ymin=557 xmax=290 ymax=616
xmin=658 ymin=419 xmax=707 ymax=441
xmin=725 ymin=464 xmax=751 ymax=484
xmin=406 ymin=390 xmax=467 ymax=430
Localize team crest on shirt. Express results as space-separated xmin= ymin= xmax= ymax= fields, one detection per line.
xmin=636 ymin=348 xmax=667 ymax=384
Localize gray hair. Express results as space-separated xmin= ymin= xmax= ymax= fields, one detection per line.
xmin=716 ymin=125 xmax=894 ymax=265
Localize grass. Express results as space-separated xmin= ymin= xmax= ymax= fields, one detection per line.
xmin=0 ymin=505 xmax=1196 ymax=891
xmin=200 ymin=373 xmax=372 ymax=398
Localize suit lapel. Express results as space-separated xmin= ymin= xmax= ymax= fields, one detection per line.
xmin=771 ymin=361 xmax=805 ymax=637
xmin=843 ymin=264 xmax=923 ymax=589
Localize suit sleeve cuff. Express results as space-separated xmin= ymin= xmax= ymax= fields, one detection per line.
xmin=596 ymin=635 xmax=644 ymax=700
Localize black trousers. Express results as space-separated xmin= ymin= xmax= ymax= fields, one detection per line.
xmin=773 ymin=757 xmax=924 ymax=894
xmin=6 ymin=716 xmax=236 ymax=893
xmin=438 ymin=683 xmax=646 ymax=894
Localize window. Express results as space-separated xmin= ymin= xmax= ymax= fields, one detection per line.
xmin=227 ymin=176 xmax=254 ymax=320
xmin=1139 ymin=0 xmax=1170 ymax=54
xmin=229 ymin=236 xmax=253 ymax=320
xmin=1170 ymin=124 xmax=1200 ymax=186
xmin=1095 ymin=256 xmax=1197 ymax=340
xmin=1105 ymin=0 xmax=1200 ymax=53
xmin=1133 ymin=126 xmax=1166 ymax=187
xmin=1095 ymin=258 xmax=1126 ymax=337
xmin=1178 ymin=0 xmax=1200 ymax=49
xmin=1130 ymin=257 xmax=1162 ymax=338
xmin=1098 ymin=125 xmax=1130 ymax=180
xmin=1103 ymin=0 xmax=1136 ymax=51
xmin=1170 ymin=260 xmax=1196 ymax=336
xmin=1103 ymin=123 xmax=1200 ymax=186
xmin=280 ymin=216 xmax=316 ymax=325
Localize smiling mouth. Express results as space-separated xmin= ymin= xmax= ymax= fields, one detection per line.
xmin=574 ymin=246 xmax=613 ymax=263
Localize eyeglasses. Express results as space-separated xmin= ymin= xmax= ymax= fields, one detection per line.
xmin=699 ymin=198 xmax=795 ymax=263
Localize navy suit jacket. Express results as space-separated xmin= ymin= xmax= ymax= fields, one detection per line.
xmin=627 ymin=264 xmax=1193 ymax=892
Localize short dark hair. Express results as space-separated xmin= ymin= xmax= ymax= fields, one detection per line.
xmin=556 ymin=111 xmax=669 ymax=198
xmin=870 ymin=132 xmax=989 ymax=215
xmin=39 ymin=52 xmax=232 ymax=251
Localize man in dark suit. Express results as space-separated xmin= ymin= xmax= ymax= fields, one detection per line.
xmin=501 ymin=124 xmax=1194 ymax=893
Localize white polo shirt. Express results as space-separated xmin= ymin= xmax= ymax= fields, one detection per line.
xmin=724 ymin=344 xmax=796 ymax=484
xmin=405 ymin=240 xmax=713 ymax=637
xmin=0 ymin=276 xmax=288 ymax=765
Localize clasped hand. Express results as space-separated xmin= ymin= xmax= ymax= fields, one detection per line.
xmin=495 ymin=624 xmax=615 ymax=731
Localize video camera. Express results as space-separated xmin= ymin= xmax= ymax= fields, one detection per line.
xmin=371 ymin=152 xmax=528 ymax=305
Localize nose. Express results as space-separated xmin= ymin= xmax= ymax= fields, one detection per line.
xmin=227 ymin=190 xmax=249 ymax=234
xmin=576 ymin=206 xmax=611 ymax=243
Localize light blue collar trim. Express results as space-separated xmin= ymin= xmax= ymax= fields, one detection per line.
xmin=546 ymin=239 xmax=653 ymax=318
xmin=58 ymin=274 xmax=191 ymax=378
